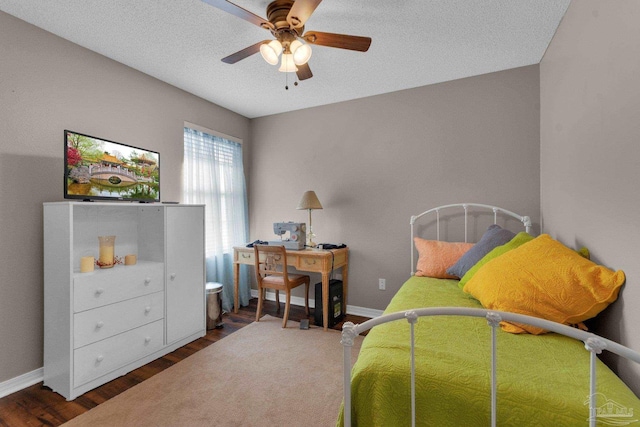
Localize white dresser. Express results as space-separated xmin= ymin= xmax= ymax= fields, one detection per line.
xmin=43 ymin=202 xmax=205 ymax=400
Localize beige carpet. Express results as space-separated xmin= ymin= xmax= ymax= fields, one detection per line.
xmin=63 ymin=315 xmax=363 ymax=427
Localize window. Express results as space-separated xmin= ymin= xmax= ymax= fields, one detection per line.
xmin=183 ymin=124 xmax=250 ymax=309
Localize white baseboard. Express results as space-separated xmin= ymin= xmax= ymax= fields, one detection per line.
xmin=250 ymin=289 xmax=383 ymax=319
xmin=0 ymin=367 xmax=43 ymax=399
xmin=347 ymin=305 xmax=384 ymax=319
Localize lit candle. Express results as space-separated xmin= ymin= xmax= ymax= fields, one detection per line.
xmin=99 ymin=245 xmax=114 ymax=265
xmin=80 ymin=256 xmax=94 ymax=273
xmin=98 ymin=235 xmax=116 ymax=268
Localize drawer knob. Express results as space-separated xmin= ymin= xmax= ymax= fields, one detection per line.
xmin=241 ymin=253 xmax=251 ymax=259
xmin=95 ymin=288 xmax=104 ymax=295
xmin=145 ymin=336 xmax=152 ymax=344
xmin=170 ymin=273 xmax=176 ymax=280
xmin=96 ymin=355 xmax=104 ymax=363
xmin=144 ymin=277 xmax=151 ymax=285
xmin=96 ymin=321 xmax=104 ymax=329
xmin=145 ymin=306 xmax=151 ymax=314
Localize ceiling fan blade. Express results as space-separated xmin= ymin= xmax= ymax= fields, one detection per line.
xmin=296 ymin=62 xmax=313 ymax=81
xmin=222 ymin=40 xmax=270 ymax=64
xmin=202 ymin=0 xmax=274 ymax=31
xmin=287 ymin=0 xmax=322 ymax=29
xmin=303 ymin=31 xmax=372 ymax=52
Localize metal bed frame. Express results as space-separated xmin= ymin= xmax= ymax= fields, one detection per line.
xmin=410 ymin=203 xmax=532 ymax=276
xmin=342 ymin=203 xmax=640 ymax=427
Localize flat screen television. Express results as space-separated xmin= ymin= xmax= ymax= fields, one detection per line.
xmin=64 ymin=130 xmax=160 ymax=202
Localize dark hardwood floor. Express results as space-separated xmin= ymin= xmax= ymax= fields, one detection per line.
xmin=0 ymin=299 xmax=370 ymax=427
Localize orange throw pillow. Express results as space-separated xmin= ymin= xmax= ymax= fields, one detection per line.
xmin=414 ymin=237 xmax=474 ymax=279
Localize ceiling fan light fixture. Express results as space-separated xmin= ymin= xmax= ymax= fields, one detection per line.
xmin=260 ymin=40 xmax=283 ymax=65
xmin=290 ymin=40 xmax=312 ymax=65
xmin=278 ymin=53 xmax=298 ymax=72
xmin=207 ymin=0 xmax=372 ymax=81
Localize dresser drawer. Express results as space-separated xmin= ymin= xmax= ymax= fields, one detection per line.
xmin=74 ymin=292 xmax=164 ymax=349
xmin=74 ymin=263 xmax=164 ymax=312
xmin=73 ymin=320 xmax=164 ymax=387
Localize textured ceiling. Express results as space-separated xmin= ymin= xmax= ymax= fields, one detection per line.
xmin=0 ymin=0 xmax=570 ymax=119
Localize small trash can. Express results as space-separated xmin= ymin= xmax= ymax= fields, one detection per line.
xmin=206 ymin=282 xmax=224 ymax=329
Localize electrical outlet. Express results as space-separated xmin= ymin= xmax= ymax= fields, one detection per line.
xmin=378 ymin=278 xmax=386 ymax=290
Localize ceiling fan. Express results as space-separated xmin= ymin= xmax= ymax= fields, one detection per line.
xmin=202 ymin=0 xmax=372 ymax=82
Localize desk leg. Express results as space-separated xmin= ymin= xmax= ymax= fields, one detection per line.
xmin=233 ymin=262 xmax=240 ymax=314
xmin=342 ymin=252 xmax=349 ymax=314
xmin=322 ymin=272 xmax=330 ymax=331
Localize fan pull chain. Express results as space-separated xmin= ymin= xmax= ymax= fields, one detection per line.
xmin=284 ymin=54 xmax=298 ymax=90
xmin=284 ymin=73 xmax=299 ymax=90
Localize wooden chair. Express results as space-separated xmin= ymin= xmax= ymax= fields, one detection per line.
xmin=254 ymin=245 xmax=310 ymax=328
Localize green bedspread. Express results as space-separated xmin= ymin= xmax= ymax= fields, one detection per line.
xmin=339 ymin=276 xmax=640 ymax=426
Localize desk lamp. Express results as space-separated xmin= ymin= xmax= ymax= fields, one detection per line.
xmin=296 ymin=190 xmax=323 ymax=248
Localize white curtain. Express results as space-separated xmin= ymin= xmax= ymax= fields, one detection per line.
xmin=183 ymin=126 xmax=250 ymax=311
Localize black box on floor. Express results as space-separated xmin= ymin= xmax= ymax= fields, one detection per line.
xmin=314 ymin=279 xmax=344 ymax=328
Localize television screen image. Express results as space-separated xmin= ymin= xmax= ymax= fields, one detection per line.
xmin=65 ymin=130 xmax=160 ymax=202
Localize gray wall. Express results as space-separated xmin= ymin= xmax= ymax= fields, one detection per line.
xmin=540 ymin=0 xmax=640 ymax=394
xmin=0 ymin=11 xmax=250 ymax=383
xmin=250 ymin=65 xmax=541 ymax=311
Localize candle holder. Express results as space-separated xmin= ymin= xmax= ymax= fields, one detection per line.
xmin=98 ymin=236 xmax=116 ymax=269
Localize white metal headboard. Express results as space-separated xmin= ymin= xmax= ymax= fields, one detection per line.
xmin=410 ymin=203 xmax=532 ymax=275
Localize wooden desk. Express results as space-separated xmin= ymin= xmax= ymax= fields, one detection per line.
xmin=233 ymin=246 xmax=349 ymax=331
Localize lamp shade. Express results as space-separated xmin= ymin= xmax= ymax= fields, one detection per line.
xmin=290 ymin=40 xmax=312 ymax=65
xmin=260 ymin=40 xmax=282 ymax=65
xmin=297 ymin=191 xmax=323 ymax=210
xmin=278 ymin=53 xmax=298 ymax=72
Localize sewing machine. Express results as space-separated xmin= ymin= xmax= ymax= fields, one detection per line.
xmin=268 ymin=222 xmax=306 ymax=250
